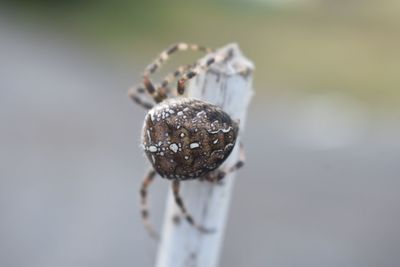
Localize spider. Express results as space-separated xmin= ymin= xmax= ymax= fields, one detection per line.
xmin=128 ymin=43 xmax=246 ymax=239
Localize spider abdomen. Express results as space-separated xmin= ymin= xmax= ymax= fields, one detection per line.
xmin=142 ymin=98 xmax=238 ymax=180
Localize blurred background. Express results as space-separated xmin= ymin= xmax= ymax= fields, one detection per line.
xmin=1 ymin=0 xmax=399 ymax=266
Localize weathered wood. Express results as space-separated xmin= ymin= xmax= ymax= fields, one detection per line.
xmin=155 ymin=43 xmax=254 ymax=267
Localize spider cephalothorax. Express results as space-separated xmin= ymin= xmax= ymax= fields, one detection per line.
xmin=128 ymin=43 xmax=246 ymax=238
xmin=142 ymin=98 xmax=238 ymax=180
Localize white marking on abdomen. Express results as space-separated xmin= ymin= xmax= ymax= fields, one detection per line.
xmin=208 ymin=126 xmax=232 ymax=134
xmin=190 ymin=142 xmax=200 ymax=149
xmin=147 ymin=130 xmax=152 ymax=142
xmin=169 ymin=143 xmax=179 ymax=153
xmin=148 ymin=145 xmax=157 ymax=152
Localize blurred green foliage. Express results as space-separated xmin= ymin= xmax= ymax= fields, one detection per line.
xmin=6 ymin=0 xmax=400 ymax=106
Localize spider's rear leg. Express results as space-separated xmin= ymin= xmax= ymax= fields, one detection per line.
xmin=140 ymin=169 xmax=159 ymax=240
xmin=205 ymin=142 xmax=246 ymax=183
xmin=171 ymin=180 xmax=214 ymax=233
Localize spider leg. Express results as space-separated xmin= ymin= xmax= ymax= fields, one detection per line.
xmin=142 ymin=75 xmax=161 ymax=103
xmin=158 ymin=64 xmax=193 ymax=97
xmin=145 ymin=43 xmax=212 ymax=76
xmin=171 ymin=180 xmax=214 ymax=233
xmin=140 ymin=169 xmax=159 ymax=240
xmin=128 ymin=86 xmax=154 ymax=110
xmin=129 ymin=43 xmax=211 ymax=108
xmin=139 ymin=65 xmax=191 ymax=105
xmin=143 ymin=43 xmax=212 ymax=103
xmin=207 ymin=142 xmax=246 ymax=182
xmin=177 ymin=49 xmax=233 ymax=95
xmin=227 ymin=142 xmax=246 ymax=173
xmin=129 ymin=63 xmax=188 ymax=108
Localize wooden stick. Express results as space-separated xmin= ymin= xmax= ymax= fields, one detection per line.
xmin=155 ymin=43 xmax=254 ymax=267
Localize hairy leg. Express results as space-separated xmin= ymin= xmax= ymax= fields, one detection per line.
xmin=205 ymin=142 xmax=245 ymax=182
xmin=143 ymin=43 xmax=211 ymax=102
xmin=158 ymin=64 xmax=193 ymax=97
xmin=128 ymin=86 xmax=154 ymax=110
xmin=171 ymin=180 xmax=213 ymax=233
xmin=145 ymin=43 xmax=212 ymax=76
xmin=140 ymin=169 xmax=159 ymax=239
xmin=176 ymin=49 xmax=234 ymax=95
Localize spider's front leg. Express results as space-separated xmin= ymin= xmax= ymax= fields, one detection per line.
xmin=143 ymin=43 xmax=212 ymax=101
xmin=129 ymin=43 xmax=212 ymax=109
xmin=145 ymin=43 xmax=212 ymax=76
xmin=128 ymin=86 xmax=154 ymax=110
xmin=158 ymin=64 xmax=193 ymax=97
xmin=141 ymin=64 xmax=194 ymax=105
xmin=147 ymin=64 xmax=194 ymax=104
xmin=176 ymin=50 xmax=231 ymax=95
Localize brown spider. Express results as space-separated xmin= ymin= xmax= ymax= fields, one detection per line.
xmin=128 ymin=43 xmax=246 ymax=239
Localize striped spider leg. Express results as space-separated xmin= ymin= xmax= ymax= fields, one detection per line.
xmin=172 ymin=143 xmax=245 ymax=231
xmin=128 ymin=43 xmax=212 ymax=109
xmin=176 ymin=48 xmax=234 ymax=95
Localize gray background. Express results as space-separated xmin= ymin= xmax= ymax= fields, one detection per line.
xmin=1 ymin=9 xmax=400 ymax=267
